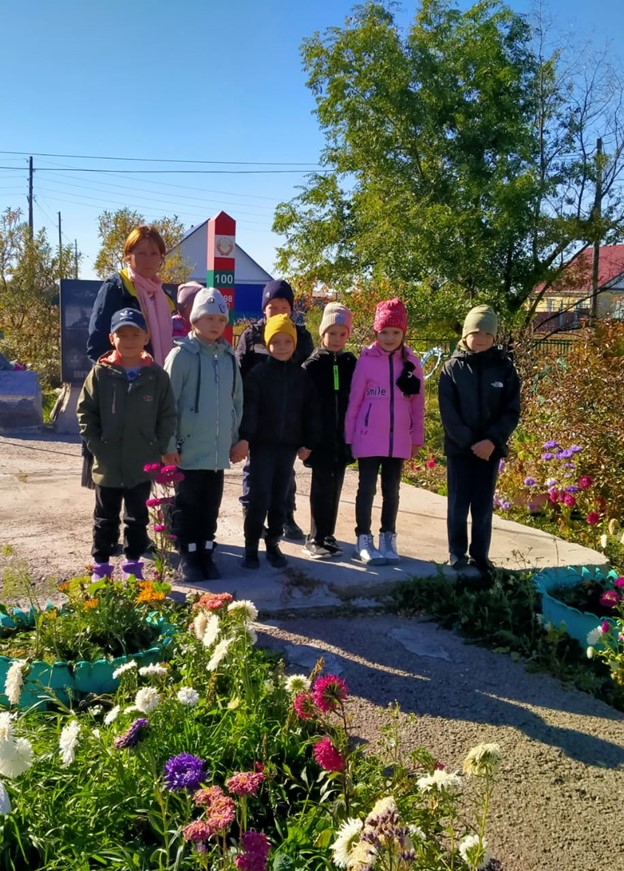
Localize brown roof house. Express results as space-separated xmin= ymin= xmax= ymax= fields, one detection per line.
xmin=533 ymin=244 xmax=624 ymax=332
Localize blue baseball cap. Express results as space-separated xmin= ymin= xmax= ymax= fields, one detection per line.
xmin=110 ymin=308 xmax=147 ymax=333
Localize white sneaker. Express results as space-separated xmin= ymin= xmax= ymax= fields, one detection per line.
xmin=379 ymin=531 xmax=401 ymax=564
xmin=354 ymin=534 xmax=387 ymax=566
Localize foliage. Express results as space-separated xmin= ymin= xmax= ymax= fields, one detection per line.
xmin=95 ymin=207 xmax=192 ymax=284
xmin=274 ymin=0 xmax=624 ymax=326
xmin=0 ymin=207 xmax=81 ymax=386
xmin=0 ymin=593 xmax=502 ymax=870
xmin=392 ymin=571 xmax=624 ymax=711
xmin=586 ymin=578 xmax=624 ymax=687
xmin=496 ymin=321 xmax=624 ymax=550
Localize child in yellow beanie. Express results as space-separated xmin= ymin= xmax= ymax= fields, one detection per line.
xmin=237 ymin=314 xmax=321 ymax=569
xmin=438 ymin=304 xmax=520 ymax=582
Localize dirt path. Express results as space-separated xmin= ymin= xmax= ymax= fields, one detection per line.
xmin=1 ymin=433 xmax=623 ymax=870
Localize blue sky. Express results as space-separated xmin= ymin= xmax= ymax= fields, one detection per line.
xmin=1 ymin=0 xmax=622 ymax=280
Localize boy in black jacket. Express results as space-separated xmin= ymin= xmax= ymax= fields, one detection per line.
xmin=438 ymin=305 xmax=520 ymax=580
xmin=238 ymin=314 xmax=321 ymax=570
xmin=301 ymin=303 xmax=357 ymax=558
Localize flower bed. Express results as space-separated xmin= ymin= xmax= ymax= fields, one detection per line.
xmin=533 ymin=566 xmax=618 ymax=647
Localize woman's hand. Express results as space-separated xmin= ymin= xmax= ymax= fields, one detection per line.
xmin=297 ymin=447 xmax=312 ymax=461
xmin=230 ymin=440 xmax=249 ymax=464
xmin=161 ymin=451 xmax=181 ymax=466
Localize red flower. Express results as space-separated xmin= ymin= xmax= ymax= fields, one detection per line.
xmin=313 ymin=737 xmax=345 ymax=772
xmin=312 ymin=674 xmax=348 ymax=713
xmin=293 ymin=691 xmax=317 ymax=720
xmin=425 ymin=456 xmax=436 ymax=469
xmin=600 ymin=591 xmax=619 ymax=609
xmin=549 ymin=488 xmax=561 ymax=503
xmin=578 ymin=476 xmax=593 ymax=490
xmin=562 ymin=493 xmax=576 ymax=507
xmin=586 ymin=511 xmax=601 ymax=526
xmin=226 ymin=770 xmax=264 ymax=796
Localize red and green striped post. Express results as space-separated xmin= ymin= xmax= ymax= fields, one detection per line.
xmin=206 ymin=211 xmax=236 ymax=343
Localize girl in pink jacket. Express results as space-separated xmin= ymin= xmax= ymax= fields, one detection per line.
xmin=345 ymin=298 xmax=425 ymax=565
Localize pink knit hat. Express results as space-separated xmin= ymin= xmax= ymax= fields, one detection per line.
xmin=373 ymin=297 xmax=407 ymax=333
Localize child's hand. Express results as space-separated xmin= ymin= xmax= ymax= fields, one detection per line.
xmin=230 ymin=440 xmax=249 ymax=464
xmin=297 ymin=447 xmax=312 ymax=461
xmin=471 ymin=439 xmax=495 ymax=460
xmin=161 ymin=452 xmax=180 ymax=465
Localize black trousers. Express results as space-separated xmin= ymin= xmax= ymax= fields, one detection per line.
xmin=446 ymin=454 xmax=499 ymax=563
xmin=92 ymin=481 xmax=151 ymax=563
xmin=174 ymin=469 xmax=224 ymax=546
xmin=241 ymin=456 xmax=296 ymax=515
xmin=244 ymin=444 xmax=297 ymax=548
xmin=355 ymin=456 xmax=403 ymax=536
xmin=309 ymin=460 xmax=346 ymax=543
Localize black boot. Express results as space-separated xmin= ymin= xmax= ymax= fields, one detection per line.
xmin=200 ymin=541 xmax=221 ymax=581
xmin=266 ymin=540 xmax=288 ymax=569
xmin=241 ymin=543 xmax=260 ymax=570
xmin=283 ymin=514 xmax=305 ymax=542
xmin=179 ymin=543 xmax=204 ymax=584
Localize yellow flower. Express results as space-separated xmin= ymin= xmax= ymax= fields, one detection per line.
xmin=84 ymin=598 xmax=99 ymax=610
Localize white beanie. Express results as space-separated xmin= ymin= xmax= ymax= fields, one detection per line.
xmin=190 ymin=287 xmax=229 ymax=323
xmin=319 ymin=302 xmax=353 ymax=337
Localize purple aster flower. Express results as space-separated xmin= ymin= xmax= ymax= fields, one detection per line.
xmin=543 ymin=440 xmax=559 ymax=449
xmin=498 ymin=459 xmax=506 ymax=472
xmin=113 ymin=718 xmax=148 ymax=750
xmin=541 ymin=452 xmax=554 ymax=460
xmin=565 ymin=486 xmax=579 ymax=493
xmin=163 ymin=753 xmax=207 ymax=792
xmin=563 ymin=463 xmax=575 ymax=470
xmin=501 ymin=500 xmax=512 ymax=510
xmin=523 ymin=477 xmax=536 ymax=487
xmin=546 ymin=478 xmax=558 ymax=488
xmin=569 ymin=445 xmax=583 ymax=453
xmin=555 ymin=449 xmax=574 ymax=460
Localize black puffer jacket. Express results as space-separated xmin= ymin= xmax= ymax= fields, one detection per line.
xmin=239 ymin=356 xmax=321 ymax=449
xmin=235 ymin=318 xmax=314 ymax=380
xmin=438 ymin=345 xmax=520 ymax=457
xmin=302 ymin=347 xmax=357 ymax=465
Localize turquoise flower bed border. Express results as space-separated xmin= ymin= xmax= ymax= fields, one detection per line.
xmin=0 ymin=605 xmax=176 ymax=708
xmin=533 ymin=566 xmax=617 ymax=647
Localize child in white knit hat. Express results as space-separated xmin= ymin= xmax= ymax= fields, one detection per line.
xmin=301 ymin=303 xmax=357 ymax=558
xmin=164 ymin=288 xmax=246 ymax=583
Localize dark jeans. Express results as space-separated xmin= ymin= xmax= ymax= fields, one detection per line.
xmin=92 ymin=481 xmax=151 ymax=562
xmin=446 ymin=454 xmax=499 ymax=563
xmin=309 ymin=460 xmax=347 ymax=543
xmin=244 ymin=444 xmax=297 ymax=548
xmin=355 ymin=456 xmax=403 ymax=536
xmin=174 ymin=469 xmax=224 ymax=546
xmin=241 ymin=456 xmax=296 ymax=515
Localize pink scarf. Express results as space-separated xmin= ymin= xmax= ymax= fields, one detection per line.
xmin=125 ymin=268 xmax=173 ymax=366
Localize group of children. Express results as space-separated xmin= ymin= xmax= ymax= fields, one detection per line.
xmin=77 ymin=274 xmax=520 ymax=586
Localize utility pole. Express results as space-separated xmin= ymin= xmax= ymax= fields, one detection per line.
xmin=74 ymin=239 xmax=78 ymax=279
xmin=590 ymin=137 xmax=603 ymax=323
xmin=28 ymin=156 xmax=34 ymax=239
xmin=58 ymin=212 xmax=62 ymax=281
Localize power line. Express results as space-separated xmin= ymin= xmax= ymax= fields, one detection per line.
xmin=0 ymin=165 xmax=321 ymax=175
xmin=0 ymin=149 xmax=321 ymax=167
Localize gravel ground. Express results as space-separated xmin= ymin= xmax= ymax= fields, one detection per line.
xmin=1 ymin=432 xmax=623 ymax=870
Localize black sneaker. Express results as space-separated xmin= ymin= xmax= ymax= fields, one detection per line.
xmin=266 ymin=544 xmax=288 ymax=568
xmin=323 ymin=536 xmax=343 ymax=556
xmin=200 ymin=545 xmax=221 ymax=581
xmin=178 ymin=553 xmax=204 ymax=584
xmin=241 ymin=551 xmax=260 ymax=570
xmin=283 ymin=518 xmax=305 ymax=542
xmin=450 ymin=555 xmax=470 ymax=570
xmin=302 ymin=538 xmax=332 ymax=560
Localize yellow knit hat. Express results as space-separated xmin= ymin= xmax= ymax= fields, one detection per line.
xmin=264 ymin=313 xmax=297 ymax=348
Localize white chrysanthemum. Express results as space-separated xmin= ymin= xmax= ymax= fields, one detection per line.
xmin=417 ymin=769 xmax=462 ymax=793
xmin=192 ymin=611 xmax=208 ymax=640
xmin=587 ymin=626 xmax=602 ymax=645
xmin=112 ymin=660 xmax=137 ymax=680
xmin=458 ymin=834 xmax=490 ymax=869
xmin=0 ymin=736 xmax=34 ymax=778
xmin=4 ymin=661 xmax=26 ymax=706
xmin=463 ymin=743 xmax=502 ymax=777
xmin=59 ymin=720 xmax=81 ymax=767
xmin=331 ymin=817 xmax=363 ymax=869
xmin=201 ymin=614 xmax=221 ymax=649
xmin=227 ymin=599 xmax=258 ymax=621
xmin=134 ymin=687 xmax=161 ymax=715
xmin=246 ymin=626 xmax=258 ymax=645
xmin=207 ymin=637 xmax=233 ymax=671
xmin=0 ymin=714 xmax=14 ymax=743
xmin=103 ymin=705 xmax=120 ymax=725
xmin=138 ymin=663 xmax=168 ymax=678
xmin=345 ymin=838 xmax=377 ymax=871
xmin=600 ymin=533 xmax=608 ymax=549
xmin=177 ymin=687 xmax=200 ymax=706
xmin=92 ymin=728 xmax=101 ymax=739
xmin=0 ymin=780 xmax=11 ymax=814
xmin=366 ymin=795 xmax=397 ymax=823
xmin=284 ymin=674 xmax=310 ymax=695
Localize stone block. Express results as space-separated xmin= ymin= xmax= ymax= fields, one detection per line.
xmin=0 ymin=371 xmax=43 ymax=431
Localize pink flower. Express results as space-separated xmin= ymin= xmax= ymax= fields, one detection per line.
xmin=313 ymin=737 xmax=345 ymax=772
xmin=586 ymin=511 xmax=601 ymax=526
xmin=293 ymin=692 xmax=317 ymax=720
xmin=144 ymin=463 xmax=161 ymax=473
xmin=183 ymin=819 xmax=213 ymax=843
xmin=601 ymin=620 xmax=611 ymax=634
xmin=192 ymin=785 xmax=235 ymax=831
xmin=425 ymin=456 xmax=436 ymax=469
xmin=194 ymin=786 xmax=225 ymax=807
xmin=600 ymin=591 xmax=619 ymax=609
xmin=614 ymin=578 xmax=624 ymax=589
xmin=235 ymin=830 xmax=271 ymax=871
xmin=226 ymin=770 xmax=264 ymax=796
xmin=563 ymin=493 xmax=576 ymax=507
xmin=146 ymin=497 xmax=162 ymax=507
xmin=153 ymin=524 xmax=167 ymax=532
xmin=549 ymin=489 xmax=561 ymax=503
xmin=312 ymin=675 xmax=348 ymax=713
xmin=578 ymin=476 xmax=593 ymax=490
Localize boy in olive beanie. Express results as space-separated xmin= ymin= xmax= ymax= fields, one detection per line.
xmin=438 ymin=304 xmax=520 ymax=583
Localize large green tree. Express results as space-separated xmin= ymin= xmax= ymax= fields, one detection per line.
xmin=95 ymin=208 xmax=191 ymax=284
xmin=274 ymin=0 xmax=624 ymax=329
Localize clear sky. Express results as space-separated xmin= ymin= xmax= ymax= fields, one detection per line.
xmin=1 ymin=0 xmax=622 ymax=280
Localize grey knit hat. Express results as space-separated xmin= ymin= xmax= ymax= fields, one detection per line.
xmin=462 ymin=305 xmax=498 ymax=339
xmin=319 ymin=302 xmax=353 ymax=337
xmin=190 ymin=288 xmax=229 ymax=323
